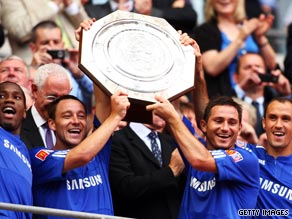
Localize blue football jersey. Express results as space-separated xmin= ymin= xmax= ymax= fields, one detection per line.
xmin=0 ymin=127 xmax=32 ymax=219
xmin=246 ymin=144 xmax=292 ymax=218
xmin=179 ymin=145 xmax=260 ymax=219
xmin=179 ymin=118 xmax=260 ymax=219
xmin=30 ymin=117 xmax=113 ymax=219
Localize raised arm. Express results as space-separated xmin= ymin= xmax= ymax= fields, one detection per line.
xmin=253 ymin=14 xmax=276 ymax=70
xmin=178 ymin=33 xmax=209 ymax=126
xmin=191 ymin=40 xmax=209 ymax=127
xmin=63 ymin=90 xmax=130 ymax=172
xmin=146 ymin=96 xmax=216 ymax=173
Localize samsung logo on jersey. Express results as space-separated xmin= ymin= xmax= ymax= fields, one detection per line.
xmin=67 ymin=174 xmax=102 ymax=190
xmin=260 ymin=177 xmax=292 ymax=200
xmin=3 ymin=139 xmax=31 ymax=171
xmin=190 ymin=176 xmax=216 ymax=192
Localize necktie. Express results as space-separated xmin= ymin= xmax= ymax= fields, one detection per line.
xmin=148 ymin=131 xmax=163 ymax=166
xmin=42 ymin=122 xmax=54 ymax=149
xmin=251 ymin=101 xmax=263 ymax=136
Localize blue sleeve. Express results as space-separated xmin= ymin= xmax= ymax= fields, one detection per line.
xmin=214 ymin=148 xmax=260 ymax=186
xmin=93 ymin=115 xmax=101 ymax=130
xmin=29 ymin=148 xmax=67 ymax=185
xmin=75 ymin=74 xmax=94 ymax=94
xmin=183 ymin=116 xmax=195 ymax=134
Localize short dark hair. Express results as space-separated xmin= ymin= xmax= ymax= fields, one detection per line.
xmin=31 ymin=20 xmax=60 ymax=43
xmin=264 ymin=96 xmax=292 ymax=118
xmin=47 ymin=95 xmax=87 ymax=120
xmin=0 ymin=81 xmax=26 ymax=107
xmin=203 ymin=96 xmax=242 ymax=122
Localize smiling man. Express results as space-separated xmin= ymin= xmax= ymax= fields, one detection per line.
xmin=29 ymin=86 xmax=130 ymax=218
xmin=0 ymin=81 xmax=32 ymax=219
xmin=147 ymin=95 xmax=260 ymax=219
xmin=244 ymin=97 xmax=292 ymax=219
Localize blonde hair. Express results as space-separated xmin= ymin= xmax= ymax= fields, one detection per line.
xmin=205 ymin=0 xmax=246 ymax=23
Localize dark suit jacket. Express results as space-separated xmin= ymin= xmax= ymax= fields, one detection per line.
xmin=109 ymin=125 xmax=185 ymax=219
xmin=20 ymin=107 xmax=44 ymax=150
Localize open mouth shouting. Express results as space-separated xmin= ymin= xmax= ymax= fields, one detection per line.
xmin=2 ymin=105 xmax=16 ymax=119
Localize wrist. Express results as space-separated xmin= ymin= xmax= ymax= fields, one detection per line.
xmin=259 ymin=40 xmax=269 ymax=48
xmin=235 ymin=37 xmax=244 ymax=48
xmin=257 ymin=36 xmax=269 ymax=48
xmin=72 ymin=70 xmax=83 ymax=79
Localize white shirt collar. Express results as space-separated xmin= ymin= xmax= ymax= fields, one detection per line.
xmin=31 ymin=105 xmax=47 ymax=128
xmin=129 ymin=122 xmax=152 ymax=140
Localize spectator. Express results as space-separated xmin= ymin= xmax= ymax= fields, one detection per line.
xmin=0 ymin=81 xmax=32 ymax=219
xmin=146 ymin=41 xmax=260 ymax=218
xmin=0 ymin=55 xmax=32 ymax=90
xmin=29 ymin=20 xmax=93 ymax=114
xmin=233 ymin=52 xmax=291 ymax=136
xmin=0 ymin=55 xmax=34 ymax=109
xmin=20 ymin=63 xmax=72 ymax=150
xmin=193 ymin=0 xmax=276 ymax=98
xmin=29 ymin=87 xmax=129 ymax=217
xmin=109 ymin=113 xmax=185 ymax=219
xmin=0 ymin=0 xmax=89 ymax=64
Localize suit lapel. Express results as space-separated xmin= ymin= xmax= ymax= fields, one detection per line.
xmin=159 ymin=133 xmax=174 ymax=165
xmin=125 ymin=126 xmax=162 ymax=167
xmin=21 ymin=108 xmax=45 ymax=148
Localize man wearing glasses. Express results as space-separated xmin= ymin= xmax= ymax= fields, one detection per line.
xmin=21 ymin=63 xmax=72 ymax=149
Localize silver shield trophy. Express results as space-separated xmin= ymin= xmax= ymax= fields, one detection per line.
xmin=79 ymin=10 xmax=195 ymax=123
